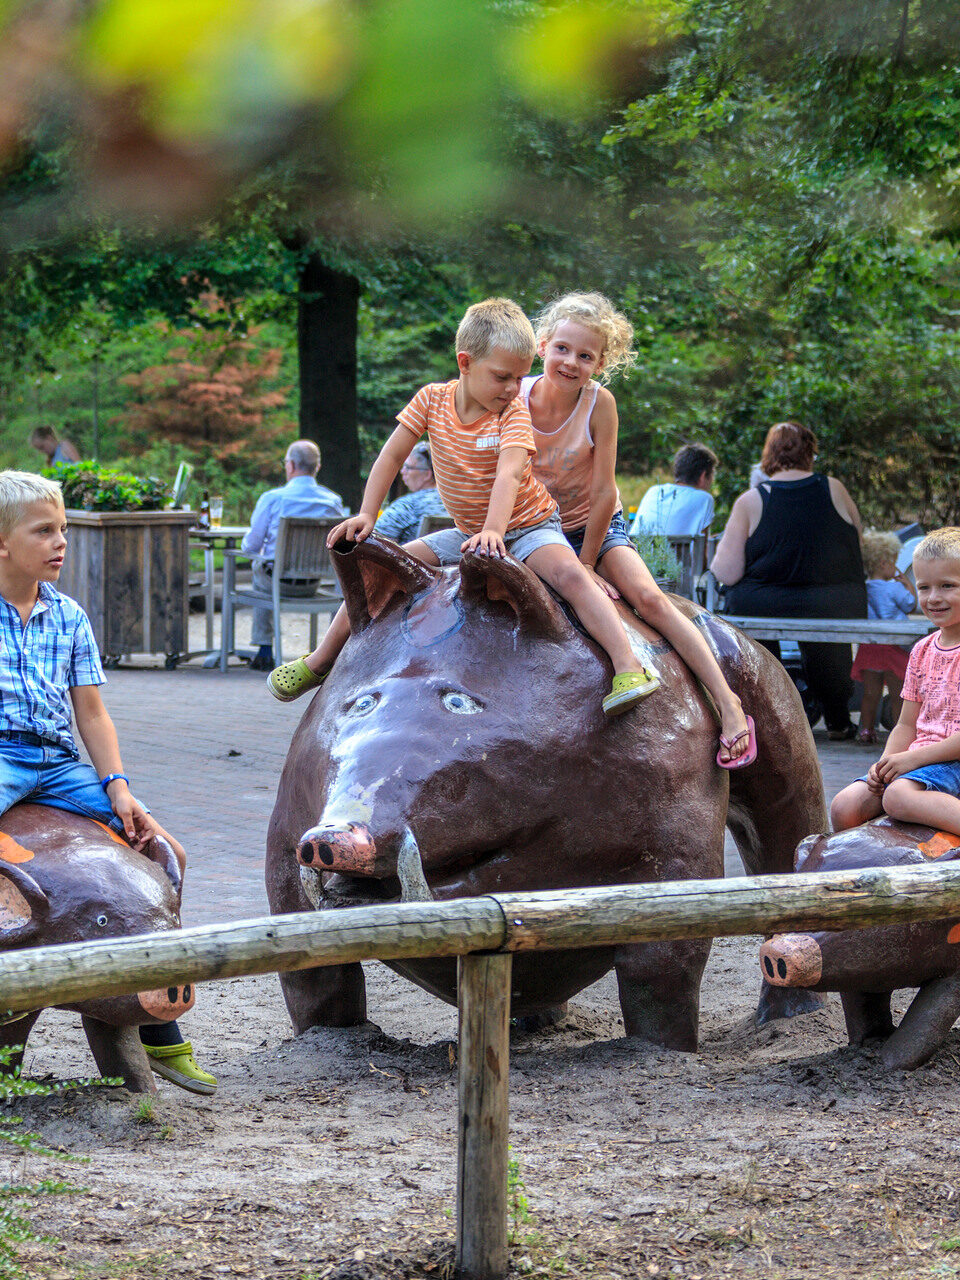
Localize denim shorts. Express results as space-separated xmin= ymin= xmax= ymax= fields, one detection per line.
xmin=420 ymin=512 xmax=568 ymax=565
xmin=564 ymin=511 xmax=634 ymax=563
xmin=0 ymin=741 xmax=128 ymax=833
xmin=898 ymin=760 xmax=960 ymax=798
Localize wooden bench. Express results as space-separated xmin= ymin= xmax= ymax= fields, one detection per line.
xmin=718 ymin=616 xmax=932 ymax=646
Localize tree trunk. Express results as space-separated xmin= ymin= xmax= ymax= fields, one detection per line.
xmin=297 ymin=253 xmax=362 ymax=511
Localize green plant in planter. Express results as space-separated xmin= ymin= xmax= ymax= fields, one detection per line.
xmin=43 ymin=462 xmax=168 ymax=513
xmin=633 ymin=532 xmax=681 ymax=588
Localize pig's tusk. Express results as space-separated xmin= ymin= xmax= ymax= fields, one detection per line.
xmin=299 ymin=864 xmax=323 ymax=909
xmin=397 ymin=827 xmax=434 ymax=902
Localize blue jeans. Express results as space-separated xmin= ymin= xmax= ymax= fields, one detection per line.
xmin=0 ymin=741 xmax=124 ymax=833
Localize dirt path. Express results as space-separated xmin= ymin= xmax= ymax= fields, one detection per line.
xmin=9 ymin=929 xmax=960 ymax=1280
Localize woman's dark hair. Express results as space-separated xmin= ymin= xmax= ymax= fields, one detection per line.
xmin=673 ymin=443 xmax=718 ymax=486
xmin=760 ymin=421 xmax=817 ymax=476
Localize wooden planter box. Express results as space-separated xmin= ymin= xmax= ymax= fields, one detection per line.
xmin=58 ymin=510 xmax=196 ymax=663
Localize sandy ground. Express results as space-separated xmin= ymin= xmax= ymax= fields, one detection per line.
xmin=8 ymin=934 xmax=960 ymax=1280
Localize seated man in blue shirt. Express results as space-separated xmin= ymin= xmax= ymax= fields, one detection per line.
xmin=0 ymin=470 xmax=214 ymax=1094
xmin=241 ymin=440 xmax=346 ymax=670
xmin=631 ymin=443 xmax=718 ymax=538
xmin=373 ymin=441 xmax=448 ymax=545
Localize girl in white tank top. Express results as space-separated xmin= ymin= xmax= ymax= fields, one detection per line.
xmin=527 ymin=292 xmax=755 ymax=767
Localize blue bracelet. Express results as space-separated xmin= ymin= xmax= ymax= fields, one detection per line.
xmin=100 ymin=772 xmax=129 ymax=791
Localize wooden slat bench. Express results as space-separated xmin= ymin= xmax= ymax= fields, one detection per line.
xmin=718 ymin=616 xmax=932 ymax=646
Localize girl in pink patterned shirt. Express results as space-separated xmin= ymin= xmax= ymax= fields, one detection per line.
xmin=831 ymin=527 xmax=960 ymax=835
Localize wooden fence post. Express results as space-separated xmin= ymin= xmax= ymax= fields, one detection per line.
xmin=457 ymin=951 xmax=512 ymax=1280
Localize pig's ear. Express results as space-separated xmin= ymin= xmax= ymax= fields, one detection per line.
xmin=332 ymin=535 xmax=440 ymax=633
xmin=140 ymin=835 xmax=183 ymax=904
xmin=459 ymin=550 xmax=571 ymax=641
xmin=0 ymin=862 xmax=48 ymax=948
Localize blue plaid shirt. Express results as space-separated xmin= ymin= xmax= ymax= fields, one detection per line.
xmin=0 ymin=583 xmax=105 ymax=755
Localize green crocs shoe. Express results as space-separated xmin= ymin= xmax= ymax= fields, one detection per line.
xmin=267 ymin=657 xmax=327 ymax=703
xmin=143 ymin=1041 xmax=217 ymax=1095
xmin=602 ymin=668 xmax=661 ymax=717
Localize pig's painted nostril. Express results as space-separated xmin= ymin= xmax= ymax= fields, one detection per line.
xmin=183 ymin=985 xmax=191 ymax=1001
xmin=777 ymin=958 xmax=787 ymax=980
xmin=167 ymin=987 xmax=178 ymax=1003
xmin=318 ymin=844 xmax=335 ymax=866
xmin=763 ymin=956 xmax=774 ymax=978
xmin=300 ymin=845 xmax=315 ymax=864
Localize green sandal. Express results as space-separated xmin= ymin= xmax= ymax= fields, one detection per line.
xmin=143 ymin=1041 xmax=217 ymax=1095
xmin=267 ymin=657 xmax=327 ymax=703
xmin=602 ymin=668 xmax=661 ymax=717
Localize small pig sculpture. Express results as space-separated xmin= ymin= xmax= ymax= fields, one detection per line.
xmin=0 ymin=803 xmax=194 ymax=1091
xmin=268 ymin=536 xmax=828 ymax=1051
xmin=761 ymin=817 xmax=960 ymax=1070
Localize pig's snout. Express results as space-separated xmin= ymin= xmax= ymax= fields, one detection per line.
xmin=137 ymin=984 xmax=196 ymax=1021
xmin=298 ymin=823 xmax=378 ymax=875
xmin=760 ymin=934 xmax=823 ymax=988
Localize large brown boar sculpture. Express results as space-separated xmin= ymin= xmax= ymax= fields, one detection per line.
xmin=267 ymin=536 xmax=827 ymax=1052
xmin=0 ymin=804 xmax=193 ymax=1091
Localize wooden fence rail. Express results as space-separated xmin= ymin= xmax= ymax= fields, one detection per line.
xmin=7 ymin=863 xmax=960 ymax=1280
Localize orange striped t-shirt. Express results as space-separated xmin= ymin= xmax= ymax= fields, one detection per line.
xmin=396 ymin=381 xmax=557 ymax=536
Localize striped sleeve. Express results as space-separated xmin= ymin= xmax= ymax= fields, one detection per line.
xmin=498 ymin=399 xmax=536 ymax=454
xmin=397 ymin=385 xmax=433 ymax=440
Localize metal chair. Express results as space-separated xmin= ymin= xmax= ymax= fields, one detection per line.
xmin=219 ymin=516 xmax=343 ymax=671
xmin=416 ymin=513 xmax=457 ymax=537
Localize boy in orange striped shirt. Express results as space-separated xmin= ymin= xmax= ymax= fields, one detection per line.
xmin=269 ymin=298 xmax=657 ymax=716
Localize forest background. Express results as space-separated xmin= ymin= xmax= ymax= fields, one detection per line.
xmin=0 ymin=0 xmax=958 ymax=530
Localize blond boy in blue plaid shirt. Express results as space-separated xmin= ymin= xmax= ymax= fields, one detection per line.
xmin=0 ymin=472 xmax=215 ymax=1094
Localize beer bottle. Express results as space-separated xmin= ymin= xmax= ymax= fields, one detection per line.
xmin=198 ymin=490 xmax=211 ymax=531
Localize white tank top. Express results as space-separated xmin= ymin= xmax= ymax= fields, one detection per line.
xmin=521 ymin=375 xmax=621 ymax=532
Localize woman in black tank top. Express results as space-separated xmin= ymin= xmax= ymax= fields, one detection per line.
xmin=711 ymin=423 xmax=866 ymax=738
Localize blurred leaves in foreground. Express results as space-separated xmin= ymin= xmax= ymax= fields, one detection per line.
xmin=0 ymin=0 xmax=660 ymax=232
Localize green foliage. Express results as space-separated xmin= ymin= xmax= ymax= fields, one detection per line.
xmin=633 ymin=532 xmax=682 ymax=586
xmin=0 ymin=1043 xmax=111 ymax=1279
xmin=507 ymin=1150 xmax=532 ymax=1245
xmin=49 ymin=462 xmax=168 ymax=512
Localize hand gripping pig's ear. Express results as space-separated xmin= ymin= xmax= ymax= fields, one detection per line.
xmin=331 ymin=535 xmax=441 ymax=634
xmin=0 ymin=862 xmax=48 ymax=949
xmin=140 ymin=835 xmax=183 ymax=904
xmin=458 ymin=550 xmax=571 ymax=641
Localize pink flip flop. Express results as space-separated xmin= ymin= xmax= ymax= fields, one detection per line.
xmin=717 ymin=714 xmax=758 ymax=770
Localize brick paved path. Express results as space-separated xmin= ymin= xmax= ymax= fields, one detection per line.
xmin=98 ymin=645 xmax=879 ymax=927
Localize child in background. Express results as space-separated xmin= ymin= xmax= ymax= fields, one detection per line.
xmin=831 ymin=528 xmax=960 ymax=835
xmin=522 ymin=292 xmax=755 ymax=767
xmin=850 ymin=529 xmax=917 ymax=745
xmin=0 ymin=472 xmax=215 ymax=1094
xmin=270 ymin=297 xmax=658 ymax=716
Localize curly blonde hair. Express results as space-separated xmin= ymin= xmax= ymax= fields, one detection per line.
xmin=861 ymin=530 xmax=902 ymax=577
xmin=533 ymin=292 xmax=636 ymax=383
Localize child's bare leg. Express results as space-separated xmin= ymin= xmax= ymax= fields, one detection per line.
xmin=598 ymin=546 xmax=749 ymax=760
xmin=524 ymin=544 xmax=637 ymax=672
xmin=882 ymin=779 xmax=960 ymax=835
xmin=831 ymin=779 xmax=884 ymax=831
xmin=301 ymin=539 xmax=442 ymax=675
xmin=858 ymin=670 xmax=884 ymax=734
xmin=885 ymin=674 xmax=904 ymax=725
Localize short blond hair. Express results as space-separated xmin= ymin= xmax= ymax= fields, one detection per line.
xmin=914 ymin=527 xmax=960 ymax=565
xmin=534 ymin=292 xmax=636 ymax=383
xmin=455 ymin=298 xmax=536 ymax=361
xmin=0 ymin=471 xmax=64 ymax=536
xmin=861 ymin=530 xmax=902 ymax=577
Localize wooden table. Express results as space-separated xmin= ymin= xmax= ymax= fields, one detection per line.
xmin=187 ymin=525 xmax=252 ymax=666
xmin=719 ymin=615 xmax=932 ymax=646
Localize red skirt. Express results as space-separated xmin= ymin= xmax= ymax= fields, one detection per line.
xmin=851 ymin=643 xmax=909 ymax=682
